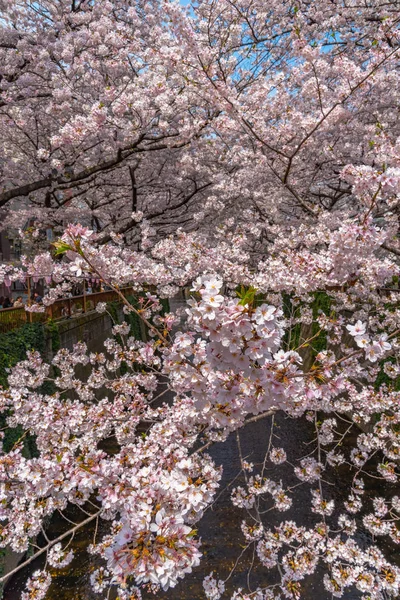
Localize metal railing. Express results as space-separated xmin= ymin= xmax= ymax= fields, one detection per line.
xmin=0 ymin=288 xmax=133 ymax=334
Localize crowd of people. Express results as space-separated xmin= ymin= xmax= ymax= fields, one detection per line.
xmin=0 ymin=283 xmax=108 ymax=313
xmin=0 ymin=295 xmax=22 ymax=309
xmin=0 ymin=292 xmax=42 ymax=310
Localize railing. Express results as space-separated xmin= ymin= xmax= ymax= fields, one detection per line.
xmin=0 ymin=288 xmax=133 ymax=334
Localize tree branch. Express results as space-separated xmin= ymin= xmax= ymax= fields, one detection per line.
xmin=0 ymin=510 xmax=101 ymax=584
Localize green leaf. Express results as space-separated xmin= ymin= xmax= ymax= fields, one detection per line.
xmin=236 ymin=285 xmax=257 ymax=307
xmin=52 ymin=240 xmax=72 ymax=256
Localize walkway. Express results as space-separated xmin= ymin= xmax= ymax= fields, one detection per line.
xmin=0 ymin=288 xmax=132 ymax=334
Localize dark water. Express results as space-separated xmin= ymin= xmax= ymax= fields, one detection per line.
xmin=5 ymin=412 xmax=396 ymax=600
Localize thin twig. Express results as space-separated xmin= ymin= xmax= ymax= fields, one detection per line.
xmin=0 ymin=510 xmax=101 ymax=583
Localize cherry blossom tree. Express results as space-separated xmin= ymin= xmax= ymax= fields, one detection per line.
xmin=1 ymin=0 xmax=400 ymax=249
xmin=0 ymin=1 xmax=400 ymax=599
xmin=0 ymin=0 xmax=221 ymax=243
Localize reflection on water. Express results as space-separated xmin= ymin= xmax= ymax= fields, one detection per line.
xmin=5 ymin=413 xmax=397 ymax=600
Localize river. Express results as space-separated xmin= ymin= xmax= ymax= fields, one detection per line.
xmin=5 ymin=411 xmax=396 ymax=600
xmin=3 ymin=296 xmax=398 ymax=599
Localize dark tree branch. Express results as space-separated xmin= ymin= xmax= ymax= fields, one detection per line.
xmin=382 ymin=243 xmax=400 ymax=257
xmin=99 ymin=181 xmax=213 ymax=243
xmin=129 ymin=165 xmax=138 ymax=212
xmin=0 ymin=137 xmax=146 ymax=207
